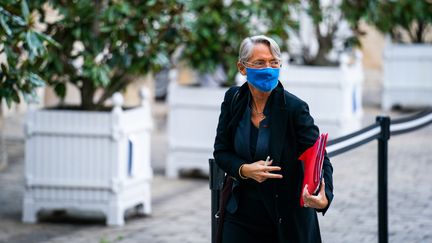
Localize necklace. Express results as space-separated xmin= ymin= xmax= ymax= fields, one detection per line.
xmin=251 ymin=105 xmax=265 ymax=119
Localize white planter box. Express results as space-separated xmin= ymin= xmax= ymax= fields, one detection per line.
xmin=22 ymin=91 xmax=153 ymax=226
xmin=166 ymin=83 xmax=227 ymax=178
xmin=382 ymin=41 xmax=432 ymax=110
xmin=279 ymin=55 xmax=364 ymax=138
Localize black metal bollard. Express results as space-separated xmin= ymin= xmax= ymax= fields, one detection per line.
xmin=376 ymin=116 xmax=390 ymax=243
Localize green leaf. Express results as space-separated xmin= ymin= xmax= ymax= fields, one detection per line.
xmin=21 ymin=0 xmax=30 ymax=18
xmin=72 ymin=28 xmax=81 ymax=39
xmin=26 ymin=31 xmax=45 ymax=57
xmin=100 ymin=65 xmax=111 ymax=86
xmin=0 ymin=14 xmax=12 ymax=36
xmin=28 ymin=73 xmax=45 ymax=87
xmin=11 ymin=89 xmax=20 ymax=103
xmin=146 ymin=0 xmax=157 ymax=7
xmin=54 ymin=82 xmax=66 ymax=98
xmin=107 ymin=9 xmax=115 ymax=22
xmin=11 ymin=15 xmax=25 ymax=26
xmin=5 ymin=96 xmax=12 ymax=108
xmin=118 ymin=2 xmax=131 ymax=15
xmin=99 ymin=25 xmax=112 ymax=33
xmin=155 ymin=52 xmax=169 ymax=66
xmin=34 ymin=31 xmax=61 ymax=48
xmin=1 ymin=63 xmax=8 ymax=74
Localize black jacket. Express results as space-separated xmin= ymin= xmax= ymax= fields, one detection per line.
xmin=213 ymin=82 xmax=334 ymax=243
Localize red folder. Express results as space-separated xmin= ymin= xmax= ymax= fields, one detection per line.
xmin=299 ymin=133 xmax=328 ymax=207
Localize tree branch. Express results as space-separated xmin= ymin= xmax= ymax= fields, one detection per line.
xmin=95 ymin=70 xmax=131 ymax=108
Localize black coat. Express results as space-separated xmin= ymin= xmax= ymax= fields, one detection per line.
xmin=213 ymin=82 xmax=334 ymax=243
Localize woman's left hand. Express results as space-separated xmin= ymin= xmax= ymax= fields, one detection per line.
xmin=302 ymin=179 xmax=328 ymax=209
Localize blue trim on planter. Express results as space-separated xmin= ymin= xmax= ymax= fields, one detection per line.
xmin=353 ymin=87 xmax=357 ymax=113
xmin=128 ymin=139 xmax=133 ymax=176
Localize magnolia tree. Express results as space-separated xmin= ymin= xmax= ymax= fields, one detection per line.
xmin=0 ymin=0 xmax=53 ymax=107
xmin=0 ymin=0 xmax=55 ymax=168
xmin=342 ymin=0 xmax=432 ymax=43
xmin=29 ymin=0 xmax=185 ymax=111
xmin=3 ymin=0 xmax=302 ymax=108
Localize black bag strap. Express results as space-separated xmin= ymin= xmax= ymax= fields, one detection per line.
xmin=215 ymin=176 xmax=233 ymax=243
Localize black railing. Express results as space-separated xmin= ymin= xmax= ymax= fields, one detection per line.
xmin=209 ymin=108 xmax=432 ymax=243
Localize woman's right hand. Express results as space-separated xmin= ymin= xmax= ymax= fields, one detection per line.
xmin=240 ymin=160 xmax=283 ymax=183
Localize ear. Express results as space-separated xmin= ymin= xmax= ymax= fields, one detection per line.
xmin=237 ymin=61 xmax=246 ymax=76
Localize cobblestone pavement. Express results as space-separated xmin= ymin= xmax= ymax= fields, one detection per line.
xmin=0 ymin=104 xmax=431 ymax=243
xmin=319 ymin=114 xmax=432 ymax=243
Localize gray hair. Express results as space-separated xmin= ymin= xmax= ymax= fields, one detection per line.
xmin=238 ymin=35 xmax=281 ymax=63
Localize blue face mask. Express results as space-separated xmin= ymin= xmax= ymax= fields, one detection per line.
xmin=245 ymin=67 xmax=280 ymax=92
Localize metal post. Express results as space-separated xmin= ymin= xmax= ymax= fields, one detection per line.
xmin=209 ymin=159 xmax=224 ymax=243
xmin=376 ymin=116 xmax=390 ymax=243
xmin=209 ymin=159 xmax=217 ymax=243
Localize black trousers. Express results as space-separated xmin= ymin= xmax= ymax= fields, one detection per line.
xmin=222 ymin=183 xmax=278 ymax=243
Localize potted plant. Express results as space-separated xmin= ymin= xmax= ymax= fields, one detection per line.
xmin=0 ymin=0 xmax=53 ymax=171
xmin=276 ymin=0 xmax=364 ymax=138
xmin=165 ymin=0 xmax=296 ymax=178
xmin=343 ymin=0 xmax=432 ymax=110
xmin=12 ymin=0 xmax=185 ymax=226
